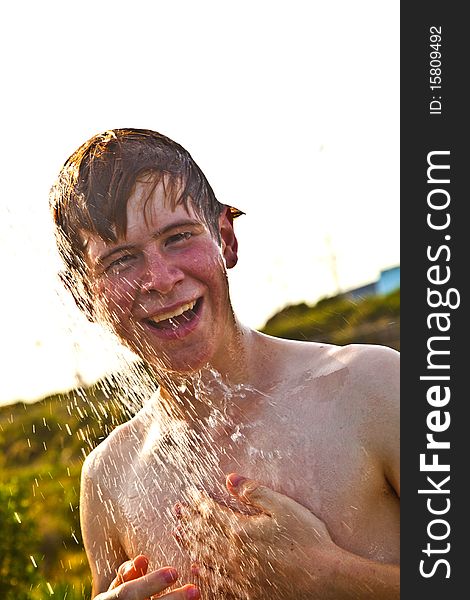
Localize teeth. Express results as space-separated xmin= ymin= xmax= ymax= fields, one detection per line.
xmin=148 ymin=300 xmax=196 ymax=324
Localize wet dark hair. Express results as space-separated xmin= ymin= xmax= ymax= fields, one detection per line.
xmin=50 ymin=128 xmax=242 ymax=317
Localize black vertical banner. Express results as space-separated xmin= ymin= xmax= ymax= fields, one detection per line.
xmin=401 ymin=3 xmax=467 ymax=598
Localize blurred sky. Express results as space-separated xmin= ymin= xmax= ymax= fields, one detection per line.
xmin=1 ymin=1 xmax=399 ymax=405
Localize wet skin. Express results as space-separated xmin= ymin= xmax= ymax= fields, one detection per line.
xmin=84 ymin=177 xmax=238 ymax=374
xmin=80 ymin=177 xmax=400 ymax=599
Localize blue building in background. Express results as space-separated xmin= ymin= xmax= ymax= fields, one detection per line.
xmin=342 ymin=266 xmax=400 ymax=301
xmin=376 ymin=266 xmax=400 ymax=295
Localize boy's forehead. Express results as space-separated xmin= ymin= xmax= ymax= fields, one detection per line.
xmin=80 ymin=178 xmax=205 ymax=261
xmin=127 ymin=177 xmax=201 ymax=229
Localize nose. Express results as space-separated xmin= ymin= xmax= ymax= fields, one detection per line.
xmin=140 ymin=250 xmax=184 ymax=295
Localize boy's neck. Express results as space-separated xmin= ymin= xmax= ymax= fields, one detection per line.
xmin=154 ymin=324 xmax=273 ymax=421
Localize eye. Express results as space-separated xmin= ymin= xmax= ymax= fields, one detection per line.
xmin=105 ymin=254 xmax=136 ymax=275
xmin=166 ymin=231 xmax=193 ymax=245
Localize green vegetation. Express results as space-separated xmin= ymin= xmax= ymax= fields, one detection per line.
xmin=0 ymin=478 xmax=41 ymax=599
xmin=261 ymin=288 xmax=400 ymax=350
xmin=0 ymin=288 xmax=399 ymax=598
xmin=0 ymin=386 xmax=127 ymax=599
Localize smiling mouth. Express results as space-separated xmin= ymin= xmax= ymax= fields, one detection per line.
xmin=145 ymin=297 xmax=203 ymax=331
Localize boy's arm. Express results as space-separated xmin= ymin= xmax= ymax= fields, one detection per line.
xmin=230 ymin=475 xmax=400 ymax=599
xmin=176 ymin=473 xmax=399 ymax=599
xmin=295 ymin=343 xmax=400 ymax=597
xmin=350 ymin=344 xmax=400 ymax=497
xmin=80 ymin=456 xmax=129 ymax=595
xmin=80 ymin=454 xmax=200 ymax=600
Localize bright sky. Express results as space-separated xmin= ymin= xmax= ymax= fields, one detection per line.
xmin=1 ymin=1 xmax=399 ymax=405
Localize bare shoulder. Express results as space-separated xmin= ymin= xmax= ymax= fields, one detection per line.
xmin=81 ymin=409 xmax=148 ymax=490
xmin=276 ymin=340 xmax=400 ymax=479
xmin=266 ymin=337 xmax=399 ymax=432
xmin=268 ymin=334 xmax=399 ymax=397
xmin=331 ymin=344 xmax=400 ymax=490
xmin=321 ymin=343 xmax=399 ymax=420
xmin=332 ymin=342 xmax=399 ymax=376
xmin=331 ymin=343 xmax=399 ymax=399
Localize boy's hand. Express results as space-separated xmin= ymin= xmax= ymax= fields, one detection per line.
xmin=94 ymin=555 xmax=200 ymax=600
xmin=174 ymin=474 xmax=340 ymax=599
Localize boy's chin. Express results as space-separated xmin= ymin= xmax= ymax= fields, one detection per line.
xmin=118 ymin=330 xmax=219 ymax=378
xmin=142 ymin=350 xmax=214 ymax=378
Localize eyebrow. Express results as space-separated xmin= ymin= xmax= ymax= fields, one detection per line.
xmin=95 ymin=219 xmax=203 ymax=264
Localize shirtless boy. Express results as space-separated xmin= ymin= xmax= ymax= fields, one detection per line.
xmin=51 ymin=128 xmax=399 ymax=599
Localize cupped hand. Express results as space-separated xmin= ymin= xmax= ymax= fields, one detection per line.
xmin=94 ymin=554 xmax=200 ymax=600
xmin=174 ymin=474 xmax=340 ymax=599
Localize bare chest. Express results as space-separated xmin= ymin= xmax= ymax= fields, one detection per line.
xmin=111 ymin=403 xmax=398 ymax=571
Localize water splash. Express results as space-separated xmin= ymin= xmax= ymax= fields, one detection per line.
xmin=72 ymin=355 xmax=292 ymax=599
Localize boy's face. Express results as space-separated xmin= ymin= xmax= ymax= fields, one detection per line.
xmin=82 ymin=177 xmax=237 ymax=373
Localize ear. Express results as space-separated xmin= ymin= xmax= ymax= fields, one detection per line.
xmin=59 ymin=270 xmax=95 ymax=322
xmin=219 ymin=207 xmax=239 ymax=269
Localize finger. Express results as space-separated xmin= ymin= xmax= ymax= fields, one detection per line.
xmin=109 ymin=555 xmax=149 ymax=589
xmin=173 ymin=501 xmax=192 ymax=518
xmin=230 ymin=513 xmax=274 ymax=544
xmin=184 ymin=488 xmax=218 ymax=520
xmin=179 ymin=489 xmax=268 ymax=545
xmin=175 ymin=490 xmax=234 ymax=538
xmin=154 ymin=584 xmax=200 ymax=600
xmin=184 ymin=486 xmax=237 ymax=520
xmin=174 ymin=502 xmax=197 ymax=522
xmin=117 ymin=566 xmax=178 ymax=599
xmin=191 ymin=489 xmax=243 ymax=530
xmin=190 ymin=562 xmax=201 ymax=576
xmin=172 ymin=525 xmax=191 ymax=550
xmin=226 ymin=473 xmax=305 ymax=517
